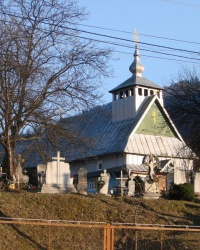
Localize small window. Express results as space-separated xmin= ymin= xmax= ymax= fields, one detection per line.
xmin=88 ymin=178 xmax=97 ymax=191
xmin=125 ymin=90 xmax=128 ymax=97
xmin=138 ymin=88 xmax=142 ymax=96
xmin=150 ymin=90 xmax=154 ymax=95
xmin=98 ymin=162 xmax=103 ymax=170
xmin=144 ymin=89 xmax=148 ymax=96
xmin=120 ymin=91 xmax=123 ymax=99
xmin=114 ymin=93 xmax=117 ymax=101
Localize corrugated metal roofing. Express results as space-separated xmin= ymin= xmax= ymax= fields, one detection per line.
xmin=124 ymin=134 xmax=189 ymax=157
xmin=126 ymin=164 xmax=149 ymax=172
xmin=62 ymin=103 xmax=136 ymax=161
xmin=109 ymin=75 xmax=163 ymax=93
xmin=61 ymin=99 xmax=191 ymax=162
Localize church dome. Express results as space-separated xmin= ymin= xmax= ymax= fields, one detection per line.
xmin=129 ymin=44 xmax=144 ymax=77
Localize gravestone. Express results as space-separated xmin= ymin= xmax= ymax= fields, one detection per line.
xmin=22 ymin=169 xmax=29 ymax=185
xmin=15 ymin=154 xmax=24 ymax=182
xmin=99 ymin=169 xmax=110 ymax=195
xmin=143 ymin=179 xmax=159 ymax=199
xmin=77 ymin=167 xmax=87 ymax=194
xmin=37 ymin=164 xmax=46 ymax=187
xmin=41 ymin=151 xmax=76 ymax=193
xmin=128 ymin=176 xmax=135 ymax=196
xmin=15 ymin=154 xmax=28 ymax=189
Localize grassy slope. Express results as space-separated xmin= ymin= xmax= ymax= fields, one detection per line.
xmin=0 ymin=192 xmax=200 ymax=249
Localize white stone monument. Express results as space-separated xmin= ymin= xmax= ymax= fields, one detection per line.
xmin=143 ymin=179 xmax=159 ymax=199
xmin=15 ymin=154 xmax=28 ymax=189
xmin=41 ymin=151 xmax=76 ymax=193
xmin=15 ymin=154 xmax=24 ymax=182
xmin=99 ymin=169 xmax=110 ymax=195
xmin=128 ymin=176 xmax=135 ymax=196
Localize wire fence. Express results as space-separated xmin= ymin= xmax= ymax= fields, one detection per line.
xmin=0 ymin=218 xmax=200 ymax=250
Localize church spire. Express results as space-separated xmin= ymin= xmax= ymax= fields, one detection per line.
xmin=129 ymin=29 xmax=144 ymax=77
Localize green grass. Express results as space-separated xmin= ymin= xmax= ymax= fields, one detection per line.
xmin=0 ymin=191 xmax=200 ymax=249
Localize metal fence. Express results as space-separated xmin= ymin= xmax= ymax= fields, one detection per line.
xmin=0 ymin=218 xmax=200 ymax=250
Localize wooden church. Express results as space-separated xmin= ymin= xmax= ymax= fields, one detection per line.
xmin=61 ymin=42 xmax=193 ymax=196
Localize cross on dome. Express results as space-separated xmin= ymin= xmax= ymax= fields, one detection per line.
xmin=133 ymin=28 xmax=139 ymax=47
xmin=129 ymin=29 xmax=145 ymax=77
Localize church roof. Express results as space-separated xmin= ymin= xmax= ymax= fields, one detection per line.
xmin=109 ymin=75 xmax=163 ymax=93
xmin=61 ymin=97 xmax=191 ymax=162
xmin=61 ymin=102 xmax=135 ymax=161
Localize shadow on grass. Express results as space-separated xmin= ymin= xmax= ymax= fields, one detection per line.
xmin=0 ymin=211 xmax=46 ymax=250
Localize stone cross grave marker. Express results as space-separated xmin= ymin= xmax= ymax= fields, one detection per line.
xmin=41 ymin=151 xmax=76 ymax=193
xmin=15 ymin=154 xmax=24 ymax=180
xmin=15 ymin=154 xmax=25 ymax=190
xmin=78 ymin=167 xmax=87 ymax=194
xmin=52 ymin=151 xmax=65 ymax=187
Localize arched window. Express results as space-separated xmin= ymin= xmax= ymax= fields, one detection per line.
xmin=138 ymin=88 xmax=142 ymax=96
xmin=144 ymin=89 xmax=148 ymax=96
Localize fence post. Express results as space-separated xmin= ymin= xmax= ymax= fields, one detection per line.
xmin=135 ymin=229 xmax=138 ymax=250
xmin=104 ymin=224 xmax=114 ymax=250
xmin=160 ymin=230 xmax=163 ymax=250
xmin=48 ymin=225 xmax=51 ymax=250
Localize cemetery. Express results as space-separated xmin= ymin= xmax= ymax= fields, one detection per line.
xmin=1 ymin=149 xmax=199 ymax=202
xmin=0 ymin=21 xmax=199 ymax=250
xmin=0 ymin=35 xmax=199 ymax=201
xmin=0 ymin=1 xmax=200 ymax=249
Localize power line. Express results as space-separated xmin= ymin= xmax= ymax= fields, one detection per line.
xmin=4 ymin=0 xmax=200 ymax=46
xmin=163 ymin=0 xmax=200 ymax=8
xmin=1 ymin=9 xmax=200 ymax=57
xmin=114 ymin=50 xmax=200 ymax=64
xmin=71 ymin=22 xmax=200 ymax=46
xmin=1 ymin=9 xmax=200 ymax=65
xmin=67 ymin=27 xmax=200 ymax=56
xmin=74 ymin=35 xmax=200 ymax=62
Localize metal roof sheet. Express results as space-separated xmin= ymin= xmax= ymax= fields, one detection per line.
xmin=125 ymin=134 xmax=190 ymax=158
xmin=109 ymin=75 xmax=163 ymax=93
xmin=61 ymin=103 xmax=137 ymax=161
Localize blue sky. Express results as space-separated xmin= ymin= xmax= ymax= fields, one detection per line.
xmin=78 ymin=0 xmax=200 ymax=103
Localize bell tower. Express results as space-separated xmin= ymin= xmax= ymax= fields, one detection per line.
xmin=109 ymin=31 xmax=163 ymax=122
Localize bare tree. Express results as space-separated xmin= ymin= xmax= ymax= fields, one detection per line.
xmin=0 ymin=0 xmax=112 ymax=178
xmin=164 ymin=69 xmax=200 ymax=160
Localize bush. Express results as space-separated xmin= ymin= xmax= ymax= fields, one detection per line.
xmin=135 ymin=176 xmax=145 ymax=195
xmin=169 ymin=183 xmax=195 ymax=201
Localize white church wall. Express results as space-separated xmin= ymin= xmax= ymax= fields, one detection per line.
xmin=70 ymin=153 xmax=126 ymax=176
xmin=126 ymin=154 xmax=143 ymax=165
xmin=128 ymin=96 xmax=135 ymax=119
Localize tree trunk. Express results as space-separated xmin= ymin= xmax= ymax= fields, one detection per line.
xmin=2 ymin=140 xmax=16 ymax=180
